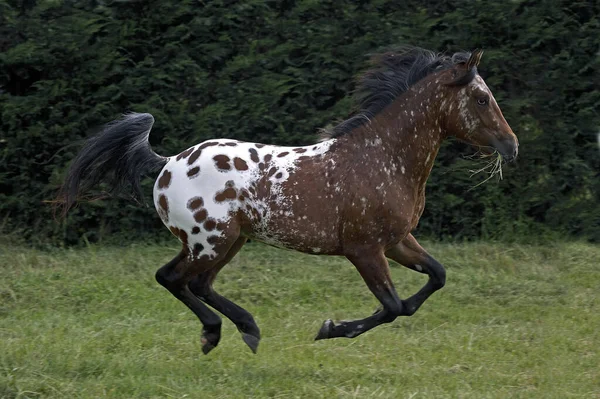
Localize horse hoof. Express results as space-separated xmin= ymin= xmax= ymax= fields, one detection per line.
xmin=201 ymin=331 xmax=220 ymax=355
xmin=315 ymin=319 xmax=334 ymax=340
xmin=241 ymin=333 xmax=260 ymax=354
xmin=201 ymin=341 xmax=216 ymax=355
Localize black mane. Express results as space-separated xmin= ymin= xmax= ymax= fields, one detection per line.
xmin=324 ymin=47 xmax=474 ymax=138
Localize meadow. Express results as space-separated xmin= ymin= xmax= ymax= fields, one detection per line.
xmin=0 ymin=240 xmax=598 ymax=398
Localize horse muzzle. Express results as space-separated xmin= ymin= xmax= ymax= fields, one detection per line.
xmin=492 ymin=136 xmax=519 ymax=162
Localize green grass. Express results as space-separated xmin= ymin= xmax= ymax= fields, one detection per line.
xmin=0 ymin=241 xmax=598 ymax=398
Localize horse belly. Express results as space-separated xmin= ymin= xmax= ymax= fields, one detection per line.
xmin=248 ymin=214 xmax=341 ymax=255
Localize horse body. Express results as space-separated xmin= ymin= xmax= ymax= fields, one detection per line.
xmin=58 ymin=47 xmax=519 ymax=354
xmin=154 ymin=138 xmax=345 ymax=257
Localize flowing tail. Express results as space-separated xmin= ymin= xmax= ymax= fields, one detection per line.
xmin=56 ymin=112 xmax=167 ymax=217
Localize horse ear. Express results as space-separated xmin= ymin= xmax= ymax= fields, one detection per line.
xmin=467 ymin=49 xmax=483 ymax=70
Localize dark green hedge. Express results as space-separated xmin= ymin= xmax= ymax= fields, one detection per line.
xmin=1 ymin=0 xmax=598 ymax=245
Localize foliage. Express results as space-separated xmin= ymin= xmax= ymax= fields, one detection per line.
xmin=1 ymin=0 xmax=598 ymax=244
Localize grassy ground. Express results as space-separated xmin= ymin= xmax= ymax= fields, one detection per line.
xmin=0 ymin=240 xmax=598 ymax=398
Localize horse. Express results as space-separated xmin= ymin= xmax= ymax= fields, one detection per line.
xmin=57 ymin=47 xmax=518 ymax=354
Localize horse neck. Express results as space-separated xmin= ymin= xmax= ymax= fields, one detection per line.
xmin=338 ymin=80 xmax=447 ymax=188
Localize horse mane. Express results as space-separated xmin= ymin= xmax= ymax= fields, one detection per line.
xmin=322 ymin=47 xmax=474 ymax=139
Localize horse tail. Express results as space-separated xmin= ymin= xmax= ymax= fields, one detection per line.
xmin=56 ymin=112 xmax=167 ymax=217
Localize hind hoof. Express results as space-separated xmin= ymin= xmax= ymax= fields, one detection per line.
xmin=201 ymin=340 xmax=216 ymax=355
xmin=315 ymin=319 xmax=335 ymax=340
xmin=241 ymin=333 xmax=260 ymax=354
xmin=201 ymin=330 xmax=220 ymax=355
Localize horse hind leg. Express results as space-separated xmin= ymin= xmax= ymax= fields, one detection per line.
xmin=155 ymin=229 xmax=246 ymax=354
xmin=188 ymin=237 xmax=262 ymax=354
xmin=155 ymin=251 xmax=223 ymax=354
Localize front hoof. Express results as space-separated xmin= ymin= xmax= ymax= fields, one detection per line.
xmin=241 ymin=333 xmax=260 ymax=354
xmin=315 ymin=319 xmax=335 ymax=340
xmin=201 ymin=329 xmax=221 ymax=355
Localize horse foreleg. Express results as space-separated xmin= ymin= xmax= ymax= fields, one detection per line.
xmin=315 ymin=249 xmax=404 ymax=340
xmin=385 ymin=233 xmax=446 ymax=316
xmin=188 ymin=238 xmax=262 ymax=354
xmin=155 ymin=251 xmax=222 ymax=354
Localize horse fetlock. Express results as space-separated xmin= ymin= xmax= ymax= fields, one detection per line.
xmin=343 ymin=327 xmax=362 ymax=338
xmin=400 ymin=299 xmax=418 ymax=316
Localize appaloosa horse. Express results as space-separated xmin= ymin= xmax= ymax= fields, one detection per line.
xmin=58 ymin=47 xmax=518 ymax=354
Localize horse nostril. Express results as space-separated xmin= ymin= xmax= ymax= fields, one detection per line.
xmin=512 ymin=140 xmax=519 ymax=160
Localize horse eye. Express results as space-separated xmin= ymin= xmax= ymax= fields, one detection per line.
xmin=477 ymin=97 xmax=488 ymax=106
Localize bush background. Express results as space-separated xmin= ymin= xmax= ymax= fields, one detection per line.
xmin=1 ymin=0 xmax=598 ymax=245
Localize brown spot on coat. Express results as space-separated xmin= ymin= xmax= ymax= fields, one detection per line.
xmin=158 ymin=194 xmax=169 ymax=221
xmin=187 ymin=197 xmax=204 ymax=210
xmin=204 ymin=219 xmax=217 ymax=231
xmin=194 ymin=209 xmax=208 ymax=223
xmin=224 ymin=142 xmax=237 ymax=146
xmin=267 ymin=167 xmax=278 ymax=177
xmin=199 ymin=142 xmax=219 ymax=150
xmin=215 ymin=187 xmax=237 ymax=202
xmin=255 ymin=143 xmax=265 ymax=148
xmin=158 ymin=170 xmax=172 ymax=189
xmin=207 ymin=236 xmax=220 ymax=245
xmin=249 ymin=148 xmax=259 ymax=163
xmin=188 ymin=149 xmax=202 ymax=165
xmin=187 ymin=166 xmax=200 ymax=178
xmin=191 ymin=226 xmax=200 ymax=234
xmin=233 ymin=157 xmax=248 ymax=171
xmin=275 ymin=172 xmax=283 ymax=179
xmin=264 ymin=154 xmax=272 ymax=162
xmin=277 ymin=152 xmax=289 ymax=157
xmin=158 ymin=194 xmax=169 ymax=213
xmin=169 ymin=227 xmax=188 ymax=246
xmin=213 ymin=154 xmax=231 ymax=170
xmin=176 ymin=147 xmax=194 ymax=161
xmin=256 ymin=179 xmax=272 ymax=199
xmin=293 ymin=148 xmax=307 ymax=153
xmin=179 ymin=230 xmax=188 ymax=245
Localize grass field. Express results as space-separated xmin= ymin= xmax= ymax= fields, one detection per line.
xmin=0 ymin=240 xmax=598 ymax=398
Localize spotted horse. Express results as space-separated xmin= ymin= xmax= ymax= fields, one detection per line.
xmin=57 ymin=47 xmax=518 ymax=354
